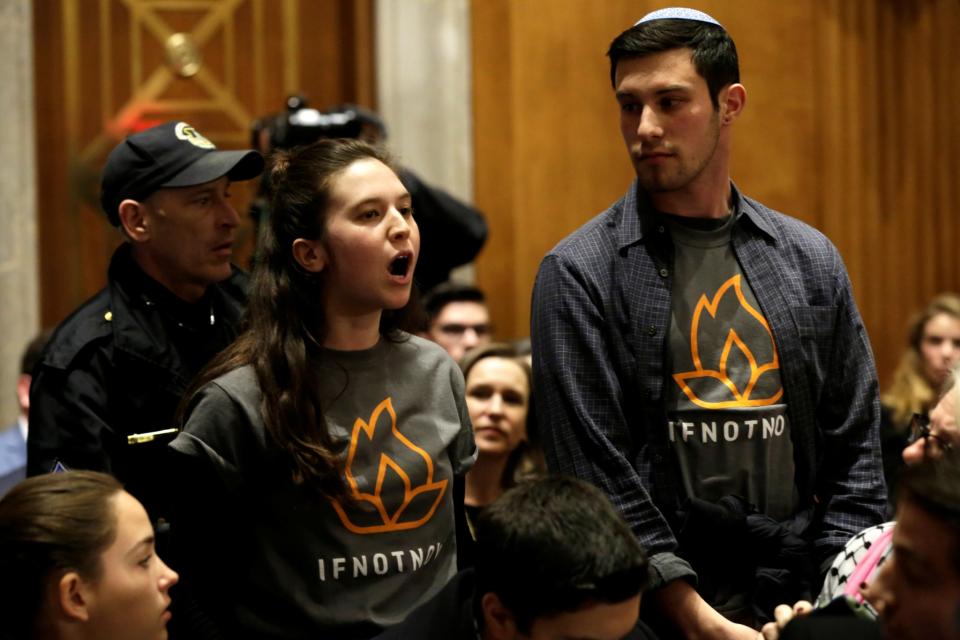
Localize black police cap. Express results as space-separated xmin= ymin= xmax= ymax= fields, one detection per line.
xmin=100 ymin=121 xmax=264 ymax=226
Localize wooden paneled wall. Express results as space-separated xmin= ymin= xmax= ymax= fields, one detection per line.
xmin=813 ymin=0 xmax=960 ymax=386
xmin=34 ymin=0 xmax=374 ymax=327
xmin=471 ymin=0 xmax=960 ymax=388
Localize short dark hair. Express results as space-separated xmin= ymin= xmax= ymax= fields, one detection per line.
xmin=0 ymin=471 xmax=123 ymax=638
xmin=422 ymin=281 xmax=486 ymax=323
xmin=607 ymin=18 xmax=739 ymax=109
xmin=474 ymin=475 xmax=649 ymax=633
xmin=896 ymin=453 xmax=960 ymax=574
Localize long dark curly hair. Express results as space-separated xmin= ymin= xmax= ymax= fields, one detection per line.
xmin=184 ymin=138 xmax=418 ymax=499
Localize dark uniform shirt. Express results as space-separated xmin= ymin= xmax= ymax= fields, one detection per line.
xmin=27 ymin=244 xmax=247 ymax=522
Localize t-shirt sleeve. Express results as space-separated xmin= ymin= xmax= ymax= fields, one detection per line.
xmin=446 ymin=360 xmax=476 ymax=476
xmin=169 ymin=381 xmax=247 ymax=491
xmin=167 ymin=379 xmax=254 ymax=638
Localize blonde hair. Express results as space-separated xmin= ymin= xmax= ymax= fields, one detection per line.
xmin=950 ymin=365 xmax=960 ymax=418
xmin=883 ymin=293 xmax=960 ymax=428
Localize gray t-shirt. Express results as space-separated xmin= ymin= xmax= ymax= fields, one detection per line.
xmin=664 ymin=213 xmax=797 ymax=521
xmin=171 ymin=334 xmax=476 ymax=638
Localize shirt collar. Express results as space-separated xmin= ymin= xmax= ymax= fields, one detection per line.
xmin=616 ymin=180 xmax=777 ymax=249
xmin=109 ymin=244 xmax=217 ymax=330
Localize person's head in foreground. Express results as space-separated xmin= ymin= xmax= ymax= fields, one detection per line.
xmin=474 ymin=476 xmax=650 ymax=640
xmin=0 ymin=471 xmax=178 ymax=640
xmin=863 ymin=455 xmax=960 ymax=640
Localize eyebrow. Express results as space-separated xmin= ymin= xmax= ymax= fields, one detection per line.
xmin=182 ymin=186 xmax=218 ymax=199
xmin=616 ymin=84 xmax=689 ymax=100
xmin=349 ymin=193 xmax=412 ymax=210
xmin=185 ymin=179 xmax=231 ymax=196
xmin=125 ymin=535 xmax=155 ymax=557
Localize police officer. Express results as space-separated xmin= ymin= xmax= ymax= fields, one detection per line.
xmin=27 ymin=121 xmax=263 ymax=524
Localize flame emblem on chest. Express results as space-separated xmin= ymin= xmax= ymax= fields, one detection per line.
xmin=672 ymin=275 xmax=783 ymax=409
xmin=331 ymin=397 xmax=448 ymax=534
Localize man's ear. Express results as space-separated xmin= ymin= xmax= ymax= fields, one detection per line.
xmin=719 ymin=82 xmax=746 ymax=126
xmin=481 ymin=592 xmax=519 ymax=640
xmin=117 ymin=199 xmax=150 ymax=242
xmin=292 ymin=238 xmax=327 ymax=273
xmin=16 ymin=373 xmax=30 ymax=415
xmin=57 ymin=572 xmax=92 ymax=622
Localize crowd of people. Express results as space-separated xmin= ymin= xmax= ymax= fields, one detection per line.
xmin=1 ymin=6 xmax=958 ymax=640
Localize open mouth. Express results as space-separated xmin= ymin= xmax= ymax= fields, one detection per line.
xmin=389 ymin=253 xmax=411 ymax=277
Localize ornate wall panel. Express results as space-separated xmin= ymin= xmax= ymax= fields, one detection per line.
xmin=34 ymin=0 xmax=374 ymax=326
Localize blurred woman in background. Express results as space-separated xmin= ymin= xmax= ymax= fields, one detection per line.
xmin=881 ymin=293 xmax=960 ymax=495
xmin=460 ymin=343 xmax=545 ymax=526
xmin=0 ymin=471 xmax=178 ymax=640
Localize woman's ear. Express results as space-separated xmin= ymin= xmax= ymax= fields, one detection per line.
xmin=118 ymin=199 xmax=149 ymax=242
xmin=292 ymin=238 xmax=327 ymax=273
xmin=57 ymin=572 xmax=92 ymax=622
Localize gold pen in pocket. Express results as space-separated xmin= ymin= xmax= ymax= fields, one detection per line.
xmin=127 ymin=428 xmax=179 ymax=445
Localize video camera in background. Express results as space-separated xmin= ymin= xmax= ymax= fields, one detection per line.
xmin=251 ymin=95 xmax=387 ymax=152
xmin=250 ymin=95 xmax=487 ymax=292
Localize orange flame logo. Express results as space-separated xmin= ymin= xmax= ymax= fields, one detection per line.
xmin=331 ymin=397 xmax=448 ymax=534
xmin=672 ymin=275 xmax=783 ymax=409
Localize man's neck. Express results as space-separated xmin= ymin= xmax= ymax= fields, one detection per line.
xmin=648 ymin=176 xmax=732 ymax=219
xmin=129 ymin=246 xmax=207 ymax=303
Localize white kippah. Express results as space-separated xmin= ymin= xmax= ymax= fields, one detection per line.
xmin=635 ymin=7 xmax=723 ymax=28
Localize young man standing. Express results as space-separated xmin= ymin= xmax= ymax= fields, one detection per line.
xmin=531 ymin=8 xmax=886 ymax=638
xmin=28 ymin=121 xmax=263 ymax=524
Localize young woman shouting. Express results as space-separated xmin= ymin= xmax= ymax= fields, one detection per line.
xmin=170 ymin=139 xmax=475 ymax=639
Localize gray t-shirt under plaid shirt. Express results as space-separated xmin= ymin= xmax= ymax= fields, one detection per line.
xmin=531 ymin=180 xmax=886 ymax=590
xmin=665 ymin=212 xmax=798 ymax=522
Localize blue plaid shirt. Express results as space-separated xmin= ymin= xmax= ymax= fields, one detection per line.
xmin=531 ymin=181 xmax=886 ymax=588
